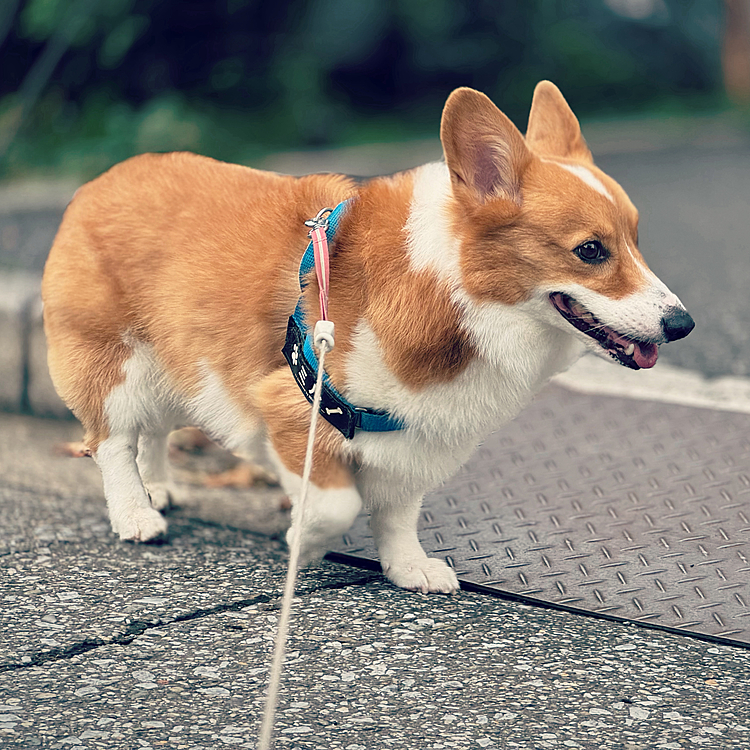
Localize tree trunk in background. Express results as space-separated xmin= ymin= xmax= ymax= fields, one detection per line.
xmin=723 ymin=0 xmax=750 ymax=103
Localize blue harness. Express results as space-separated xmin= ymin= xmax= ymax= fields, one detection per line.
xmin=281 ymin=200 xmax=406 ymax=440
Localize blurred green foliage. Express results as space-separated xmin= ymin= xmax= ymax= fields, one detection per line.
xmin=0 ymin=0 xmax=727 ymax=179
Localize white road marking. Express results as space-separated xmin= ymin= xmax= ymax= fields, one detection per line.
xmin=553 ymin=354 xmax=750 ymax=415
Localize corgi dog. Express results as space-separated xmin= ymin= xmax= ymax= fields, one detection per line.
xmin=42 ymin=82 xmax=694 ymax=594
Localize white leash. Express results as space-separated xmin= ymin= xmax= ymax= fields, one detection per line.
xmin=257 ymin=319 xmax=335 ymax=750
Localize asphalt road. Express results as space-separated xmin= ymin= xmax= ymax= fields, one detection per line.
xmin=596 ymin=146 xmax=750 ymax=378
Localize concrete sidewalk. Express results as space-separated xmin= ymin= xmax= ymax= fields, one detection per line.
xmin=2 ymin=410 xmax=750 ymax=750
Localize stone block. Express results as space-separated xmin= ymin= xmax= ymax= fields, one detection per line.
xmin=0 ymin=272 xmax=38 ymax=413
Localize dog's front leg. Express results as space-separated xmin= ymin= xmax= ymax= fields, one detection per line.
xmin=368 ymin=493 xmax=460 ymax=595
xmin=257 ymin=370 xmax=361 ymax=568
xmin=270 ymin=447 xmax=362 ymax=567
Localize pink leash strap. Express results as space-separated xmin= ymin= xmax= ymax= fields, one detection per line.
xmin=310 ymin=225 xmax=330 ymax=321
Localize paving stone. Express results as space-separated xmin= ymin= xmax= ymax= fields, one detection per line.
xmin=3 ymin=409 xmax=750 ymax=749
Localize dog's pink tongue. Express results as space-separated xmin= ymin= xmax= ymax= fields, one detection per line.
xmin=633 ymin=341 xmax=658 ymax=369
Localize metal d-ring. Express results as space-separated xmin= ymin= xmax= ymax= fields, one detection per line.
xmin=304 ymin=207 xmax=334 ymax=233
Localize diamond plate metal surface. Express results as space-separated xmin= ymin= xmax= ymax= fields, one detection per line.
xmin=332 ymin=385 xmax=750 ymax=646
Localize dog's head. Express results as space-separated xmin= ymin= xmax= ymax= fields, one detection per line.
xmin=440 ymin=82 xmax=693 ymax=369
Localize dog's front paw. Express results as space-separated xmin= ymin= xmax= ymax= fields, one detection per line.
xmin=285 ymin=525 xmax=329 ymax=568
xmin=113 ymin=507 xmax=168 ymax=542
xmin=382 ymin=557 xmax=460 ymax=594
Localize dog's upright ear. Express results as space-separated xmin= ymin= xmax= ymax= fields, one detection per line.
xmin=441 ymin=87 xmax=531 ymax=205
xmin=525 ymin=81 xmax=592 ymax=162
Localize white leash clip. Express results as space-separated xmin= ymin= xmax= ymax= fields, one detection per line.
xmin=313 ymin=320 xmax=335 ymax=353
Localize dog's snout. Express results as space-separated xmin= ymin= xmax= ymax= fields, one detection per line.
xmin=662 ymin=307 xmax=695 ymax=342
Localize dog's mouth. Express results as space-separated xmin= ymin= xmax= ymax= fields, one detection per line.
xmin=549 ymin=292 xmax=658 ymax=370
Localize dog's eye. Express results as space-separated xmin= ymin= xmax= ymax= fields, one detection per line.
xmin=574 ymin=240 xmax=608 ymax=264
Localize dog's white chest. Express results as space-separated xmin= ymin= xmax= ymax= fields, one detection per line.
xmin=341 ymin=316 xmax=581 ymax=503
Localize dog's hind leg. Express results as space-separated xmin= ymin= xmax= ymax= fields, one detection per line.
xmin=78 ymin=337 xmax=172 ymax=542
xmin=96 ymin=429 xmax=168 ymax=541
xmin=137 ymin=430 xmax=176 ymax=512
xmin=90 ymin=339 xmax=171 ymax=542
xmin=44 ymin=253 xmax=170 ymax=542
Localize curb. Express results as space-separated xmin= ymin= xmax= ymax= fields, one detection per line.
xmin=0 ymin=270 xmax=70 ymax=418
xmin=0 ymin=180 xmax=77 ymax=418
xmin=9 ymin=262 xmax=750 ymax=422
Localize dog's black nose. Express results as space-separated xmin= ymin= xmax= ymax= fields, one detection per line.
xmin=662 ymin=307 xmax=695 ymax=342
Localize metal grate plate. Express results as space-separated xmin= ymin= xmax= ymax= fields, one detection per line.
xmin=332 ymin=385 xmax=750 ymax=646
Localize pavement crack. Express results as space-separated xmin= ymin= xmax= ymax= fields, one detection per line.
xmin=170 ymin=593 xmax=277 ymax=626
xmin=0 ymin=571 xmax=377 ymax=674
xmin=0 ymin=595 xmax=273 ymax=674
